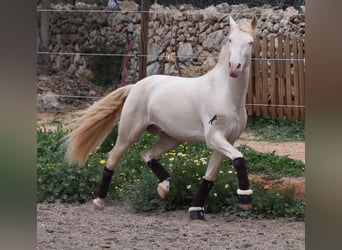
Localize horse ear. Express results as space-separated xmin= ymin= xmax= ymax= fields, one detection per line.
xmin=251 ymin=16 xmax=258 ymax=30
xmin=229 ymin=16 xmax=237 ymax=29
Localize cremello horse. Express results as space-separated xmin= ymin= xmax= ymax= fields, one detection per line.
xmin=65 ymin=16 xmax=257 ymax=220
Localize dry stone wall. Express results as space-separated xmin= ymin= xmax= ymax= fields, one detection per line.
xmin=41 ymin=2 xmax=305 ymax=84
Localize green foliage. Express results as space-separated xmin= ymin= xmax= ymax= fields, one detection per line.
xmin=37 ymin=126 xmax=100 ymax=203
xmin=98 ymin=124 xmax=119 ymax=154
xmin=83 ymin=37 xmax=124 ymax=87
xmin=246 ymin=116 xmax=305 ymax=141
xmin=238 ymin=144 xmax=305 ymax=178
xmin=37 ymin=124 xmax=304 ymax=219
xmin=251 ymin=187 xmax=305 ymax=219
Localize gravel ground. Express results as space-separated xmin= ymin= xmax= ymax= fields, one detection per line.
xmin=37 ymin=202 xmax=304 ymax=250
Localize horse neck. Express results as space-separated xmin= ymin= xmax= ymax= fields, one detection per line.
xmin=229 ymin=67 xmax=250 ymax=106
xmin=214 ymin=44 xmax=250 ymax=106
xmin=210 ymin=61 xmax=250 ymax=108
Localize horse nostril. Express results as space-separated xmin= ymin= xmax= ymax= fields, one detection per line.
xmin=229 ymin=62 xmax=231 ymax=68
xmin=237 ymin=63 xmax=241 ymax=69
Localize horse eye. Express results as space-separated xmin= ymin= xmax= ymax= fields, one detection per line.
xmin=248 ymin=41 xmax=253 ymax=46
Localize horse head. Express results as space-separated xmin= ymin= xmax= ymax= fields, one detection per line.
xmin=227 ymin=16 xmax=257 ymax=78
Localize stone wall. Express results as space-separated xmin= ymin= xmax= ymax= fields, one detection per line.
xmin=40 ymin=2 xmax=305 ymax=84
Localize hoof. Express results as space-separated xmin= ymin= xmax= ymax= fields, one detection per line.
xmin=237 ymin=195 xmax=252 ymax=211
xmin=237 ymin=189 xmax=253 ymax=211
xmin=238 ymin=203 xmax=252 ymax=210
xmin=189 ymin=207 xmax=205 ymax=220
xmin=92 ymin=198 xmax=105 ymax=211
xmin=157 ymin=180 xmax=170 ymax=199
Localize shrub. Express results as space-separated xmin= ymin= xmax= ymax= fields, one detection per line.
xmin=37 ymin=126 xmax=100 ymax=203
xmin=83 ymin=37 xmax=124 ymax=87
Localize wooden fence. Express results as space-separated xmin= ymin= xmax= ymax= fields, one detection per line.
xmin=246 ymin=34 xmax=305 ymax=120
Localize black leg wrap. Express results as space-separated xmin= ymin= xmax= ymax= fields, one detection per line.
xmin=97 ymin=167 xmax=114 ymax=199
xmin=189 ymin=208 xmax=205 ymax=220
xmin=192 ymin=179 xmax=214 ymax=207
xmin=233 ymin=157 xmax=250 ymax=190
xmin=238 ymin=194 xmax=253 ymax=204
xmin=189 ymin=179 xmax=214 ymax=220
xmin=147 ymin=159 xmax=171 ymax=182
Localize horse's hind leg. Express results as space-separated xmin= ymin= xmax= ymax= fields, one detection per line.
xmin=92 ymin=123 xmax=145 ymax=210
xmin=140 ymin=133 xmax=182 ymax=199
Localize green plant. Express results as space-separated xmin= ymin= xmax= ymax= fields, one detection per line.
xmin=37 ymin=125 xmax=100 ymax=203
xmin=84 ymin=37 xmax=124 ymax=87
xmin=98 ymin=124 xmax=119 ymax=154
xmin=250 ymin=187 xmax=305 ymax=219
xmin=245 ymin=116 xmax=305 ymax=141
xmin=238 ymin=144 xmax=305 ymax=178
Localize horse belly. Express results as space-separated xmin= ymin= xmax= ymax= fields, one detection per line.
xmin=154 ymin=111 xmax=206 ymax=142
xmin=148 ymin=99 xmax=205 ymax=142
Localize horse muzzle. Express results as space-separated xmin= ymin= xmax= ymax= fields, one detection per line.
xmin=229 ymin=62 xmax=242 ymax=78
xmin=229 ymin=71 xmax=239 ymax=78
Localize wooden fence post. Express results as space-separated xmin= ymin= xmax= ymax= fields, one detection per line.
xmin=298 ymin=37 xmax=305 ymax=120
xmin=285 ymin=36 xmax=292 ymax=119
xmin=254 ymin=36 xmax=261 ymax=116
xmin=139 ymin=0 xmax=149 ymax=80
xmin=293 ymin=36 xmax=300 ymax=119
xmin=270 ymin=35 xmax=277 ymax=118
xmin=261 ymin=35 xmax=268 ymax=117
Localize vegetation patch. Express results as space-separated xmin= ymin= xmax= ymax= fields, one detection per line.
xmin=37 ymin=121 xmax=304 ymax=220
xmin=245 ymin=116 xmax=305 ymax=141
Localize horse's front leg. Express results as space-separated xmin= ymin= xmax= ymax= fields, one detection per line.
xmin=189 ymin=151 xmax=224 ymax=220
xmin=206 ymin=132 xmax=253 ymax=211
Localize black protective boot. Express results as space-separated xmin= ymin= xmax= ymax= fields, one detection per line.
xmin=233 ymin=157 xmax=253 ymax=210
xmin=189 ymin=179 xmax=214 ymax=220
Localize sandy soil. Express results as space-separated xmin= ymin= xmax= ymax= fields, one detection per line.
xmin=37 ymin=202 xmax=304 ymax=250
xmin=37 ymin=112 xmax=305 ymax=249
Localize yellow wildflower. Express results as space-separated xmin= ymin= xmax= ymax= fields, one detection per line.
xmin=99 ymin=159 xmax=106 ymax=165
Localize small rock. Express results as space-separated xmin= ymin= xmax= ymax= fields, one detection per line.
xmin=99 ymin=242 xmax=112 ymax=248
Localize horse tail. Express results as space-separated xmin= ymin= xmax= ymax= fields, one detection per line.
xmin=65 ymin=85 xmax=133 ymax=166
